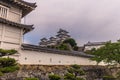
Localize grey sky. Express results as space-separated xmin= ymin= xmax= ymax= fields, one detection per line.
xmin=24 ymin=0 xmax=120 ymax=46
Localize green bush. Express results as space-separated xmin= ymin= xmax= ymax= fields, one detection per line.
xmin=58 ymin=44 xmax=70 ymax=50
xmin=64 ymin=73 xmax=76 ymax=80
xmin=0 ymin=58 xmax=16 ymax=67
xmin=64 ymin=65 xmax=85 ymax=80
xmin=0 ymin=71 xmax=3 ymax=76
xmin=49 ymin=74 xmax=61 ymax=80
xmin=0 ymin=49 xmax=7 ymax=56
xmin=0 ymin=49 xmax=17 ymax=56
xmin=7 ymin=49 xmax=17 ymax=55
xmin=0 ymin=66 xmax=19 ymax=73
xmin=24 ymin=78 xmax=39 ymax=80
xmin=103 ymin=76 xmax=116 ymax=80
xmin=71 ymin=64 xmax=81 ymax=69
xmin=64 ymin=73 xmax=85 ymax=80
xmin=68 ymin=65 xmax=85 ymax=76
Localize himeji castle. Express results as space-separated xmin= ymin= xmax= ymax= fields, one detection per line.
xmin=0 ymin=0 xmax=105 ymax=65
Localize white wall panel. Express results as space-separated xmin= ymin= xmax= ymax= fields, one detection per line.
xmin=7 ymin=7 xmax=22 ymax=23
xmin=19 ymin=50 xmax=99 ymax=65
xmin=4 ymin=37 xmax=20 ymax=43
xmin=5 ymin=31 xmax=20 ymax=39
xmin=0 ymin=35 xmax=2 ymax=40
xmin=0 ymin=29 xmax=2 ymax=35
xmin=8 ymin=12 xmax=21 ymax=23
xmin=2 ymin=42 xmax=20 ymax=50
xmin=5 ymin=25 xmax=21 ymax=34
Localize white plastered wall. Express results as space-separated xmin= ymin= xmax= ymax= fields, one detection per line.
xmin=7 ymin=6 xmax=22 ymax=23
xmin=0 ymin=23 xmax=23 ymax=50
xmin=84 ymin=45 xmax=104 ymax=51
xmin=18 ymin=50 xmax=98 ymax=65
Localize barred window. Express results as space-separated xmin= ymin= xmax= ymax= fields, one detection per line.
xmin=0 ymin=5 xmax=8 ymax=19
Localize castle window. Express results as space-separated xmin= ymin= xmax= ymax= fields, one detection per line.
xmin=0 ymin=5 xmax=8 ymax=19
xmin=50 ymin=58 xmax=52 ymax=62
xmin=59 ymin=61 xmax=61 ymax=63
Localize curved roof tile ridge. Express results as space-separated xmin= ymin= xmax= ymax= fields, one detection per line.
xmin=22 ymin=44 xmax=94 ymax=58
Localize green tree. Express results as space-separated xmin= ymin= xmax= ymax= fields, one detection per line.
xmin=63 ymin=38 xmax=79 ymax=51
xmin=63 ymin=38 xmax=77 ymax=47
xmin=0 ymin=49 xmax=17 ymax=56
xmin=91 ymin=41 xmax=120 ymax=65
xmin=0 ymin=58 xmax=16 ymax=67
xmin=58 ymin=44 xmax=70 ymax=50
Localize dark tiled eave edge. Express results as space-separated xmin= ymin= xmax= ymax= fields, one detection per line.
xmin=21 ymin=44 xmax=94 ymax=58
xmin=8 ymin=0 xmax=37 ymax=8
xmin=84 ymin=42 xmax=106 ymax=46
xmin=0 ymin=18 xmax=34 ymax=33
xmin=18 ymin=0 xmax=37 ymax=8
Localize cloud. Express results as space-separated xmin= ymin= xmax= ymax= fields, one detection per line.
xmin=24 ymin=0 xmax=120 ymax=46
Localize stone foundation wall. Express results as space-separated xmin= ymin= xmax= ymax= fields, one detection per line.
xmin=0 ymin=65 xmax=117 ymax=80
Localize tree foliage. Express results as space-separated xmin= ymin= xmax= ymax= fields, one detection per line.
xmin=0 ymin=49 xmax=17 ymax=56
xmin=0 ymin=58 xmax=19 ymax=75
xmin=63 ymin=38 xmax=79 ymax=51
xmin=64 ymin=64 xmax=85 ymax=80
xmin=57 ymin=44 xmax=70 ymax=50
xmin=91 ymin=41 xmax=120 ymax=65
xmin=49 ymin=74 xmax=61 ymax=80
xmin=0 ymin=58 xmax=16 ymax=67
xmin=63 ymin=38 xmax=77 ymax=47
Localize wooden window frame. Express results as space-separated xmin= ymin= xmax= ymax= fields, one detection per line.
xmin=0 ymin=5 xmax=9 ymax=19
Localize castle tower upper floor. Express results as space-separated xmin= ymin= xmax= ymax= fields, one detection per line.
xmin=0 ymin=0 xmax=37 ymax=23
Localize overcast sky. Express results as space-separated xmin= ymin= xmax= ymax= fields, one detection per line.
xmin=24 ymin=0 xmax=120 ymax=46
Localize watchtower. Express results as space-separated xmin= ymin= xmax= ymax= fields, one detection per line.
xmin=0 ymin=0 xmax=36 ymax=49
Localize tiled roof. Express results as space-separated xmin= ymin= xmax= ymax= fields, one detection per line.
xmin=0 ymin=17 xmax=34 ymax=34
xmin=57 ymin=29 xmax=69 ymax=33
xmin=18 ymin=0 xmax=37 ymax=8
xmin=84 ymin=42 xmax=106 ymax=46
xmin=41 ymin=38 xmax=48 ymax=41
xmin=5 ymin=0 xmax=37 ymax=8
xmin=56 ymin=34 xmax=70 ymax=37
xmin=22 ymin=44 xmax=94 ymax=58
xmin=1 ymin=0 xmax=37 ymax=17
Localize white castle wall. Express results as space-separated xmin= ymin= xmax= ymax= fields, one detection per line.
xmin=7 ymin=6 xmax=22 ymax=23
xmin=0 ymin=23 xmax=23 ymax=50
xmin=18 ymin=50 xmax=98 ymax=65
xmin=0 ymin=3 xmax=23 ymax=49
xmin=84 ymin=45 xmax=104 ymax=51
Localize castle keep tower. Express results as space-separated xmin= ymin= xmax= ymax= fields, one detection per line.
xmin=0 ymin=0 xmax=36 ymax=49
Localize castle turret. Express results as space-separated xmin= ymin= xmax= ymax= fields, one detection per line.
xmin=39 ymin=38 xmax=48 ymax=47
xmin=0 ymin=0 xmax=36 ymax=49
xmin=56 ymin=29 xmax=71 ymax=42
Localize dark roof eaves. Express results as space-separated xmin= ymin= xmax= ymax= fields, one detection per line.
xmin=22 ymin=44 xmax=93 ymax=58
xmin=0 ymin=18 xmax=34 ymax=33
xmin=84 ymin=42 xmax=106 ymax=46
xmin=19 ymin=0 xmax=37 ymax=8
